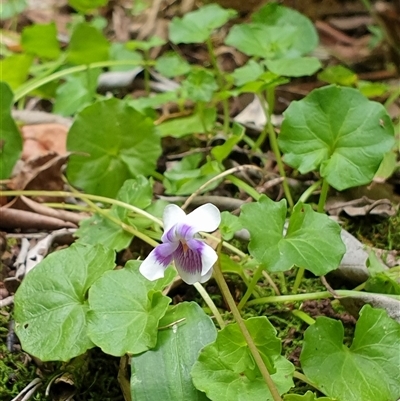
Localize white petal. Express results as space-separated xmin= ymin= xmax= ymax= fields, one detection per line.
xmin=199 ymin=243 xmax=218 ymax=275
xmin=199 ymin=267 xmax=213 ymax=283
xmin=139 ymin=243 xmax=176 ymax=281
xmin=184 ymin=203 xmax=221 ymax=233
xmin=163 ymin=204 xmax=186 ymax=232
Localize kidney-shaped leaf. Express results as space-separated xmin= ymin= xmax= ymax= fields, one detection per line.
xmin=67 ymin=97 xmax=161 ymax=198
xmin=240 ymin=196 xmax=345 ymax=275
xmin=0 ymin=82 xmax=22 ymax=179
xmin=191 ymin=317 xmax=294 ymax=401
xmin=278 ymin=85 xmax=395 ymax=190
xmin=14 ymin=243 xmax=115 ymax=361
xmin=131 ymin=302 xmax=216 ymax=401
xmin=87 ymin=261 xmax=172 ymax=356
xmin=300 ymin=304 xmax=400 ymax=401
xmin=252 ymin=3 xmax=318 ymax=57
xmin=169 ymin=4 xmax=236 ymax=44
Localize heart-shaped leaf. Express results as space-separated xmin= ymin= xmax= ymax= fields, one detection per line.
xmin=169 ymin=4 xmax=237 ymax=44
xmin=14 ymin=243 xmax=115 ymax=361
xmin=278 ymin=85 xmax=395 ymax=190
xmin=131 ymin=302 xmax=216 ymax=401
xmin=67 ymin=97 xmax=161 ymax=198
xmin=252 ymin=3 xmax=318 ymax=57
xmin=87 ymin=261 xmax=173 ymax=356
xmin=239 ymin=196 xmax=345 ymax=274
xmin=191 ymin=317 xmax=294 ymax=401
xmin=0 ymin=82 xmax=22 ymax=179
xmin=300 ymin=305 xmax=400 ymax=401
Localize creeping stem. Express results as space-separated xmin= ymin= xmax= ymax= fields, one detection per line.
xmin=214 ymin=244 xmax=283 ymax=401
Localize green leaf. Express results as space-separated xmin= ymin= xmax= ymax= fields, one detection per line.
xmin=0 ymin=54 xmax=32 ymax=89
xmin=169 ymin=4 xmax=237 ymax=44
xmin=239 ymin=196 xmax=345 ymax=274
xmin=284 ymin=391 xmax=335 ymax=401
xmin=278 ymin=85 xmax=395 ymax=190
xmin=14 ymin=243 xmax=115 ymax=361
xmin=191 ymin=317 xmax=294 ymax=401
xmin=126 ymin=36 xmax=166 ymax=51
xmin=155 ymin=52 xmax=191 ymax=78
xmin=211 ymin=122 xmax=244 ymax=163
xmin=67 ymin=22 xmax=110 ymax=65
xmin=163 ymin=154 xmax=223 ymax=196
xmin=220 ymin=212 xmax=243 ymax=241
xmin=87 ymin=261 xmax=171 ymax=356
xmin=66 ymin=98 xmax=161 ymax=198
xmin=68 ymin=0 xmax=108 ymax=13
xmin=182 ymin=69 xmax=218 ymax=102
xmin=53 ymin=68 xmax=101 ymax=116
xmin=231 ymin=60 xmax=264 ymax=86
xmin=131 ymin=302 xmax=216 ymax=401
xmin=225 ymin=24 xmax=296 ymax=59
xmin=252 ymin=3 xmax=318 ymax=57
xmin=300 ymin=305 xmax=400 ymax=401
xmin=0 ymin=0 xmax=27 ymax=19
xmin=21 ymin=23 xmax=61 ymax=60
xmin=265 ymin=57 xmax=321 ymax=77
xmin=158 ymin=108 xmax=216 ymax=138
xmin=317 ymin=65 xmax=357 ymax=86
xmin=76 ymin=176 xmax=153 ymax=251
xmin=0 ymin=82 xmax=22 ymax=179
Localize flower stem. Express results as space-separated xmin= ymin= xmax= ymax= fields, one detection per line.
xmin=206 ymin=37 xmax=230 ymax=134
xmin=214 ymin=247 xmax=282 ymax=401
xmin=291 ymin=267 xmax=304 ymax=294
xmin=237 ymin=265 xmax=264 ymax=310
xmin=193 ymin=282 xmax=225 ymax=329
xmin=246 ymin=290 xmax=400 ymax=306
xmin=317 ymin=179 xmax=330 ymax=213
xmin=258 ymin=92 xmax=294 ymax=209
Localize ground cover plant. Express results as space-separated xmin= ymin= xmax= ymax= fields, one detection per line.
xmin=1 ymin=0 xmax=400 ymax=400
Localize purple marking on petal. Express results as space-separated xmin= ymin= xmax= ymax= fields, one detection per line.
xmin=173 ymin=241 xmax=203 ymax=275
xmin=175 ymin=223 xmax=195 ymax=241
xmin=154 ymin=242 xmax=177 ymax=267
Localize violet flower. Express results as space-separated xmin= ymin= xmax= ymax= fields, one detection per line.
xmin=140 ymin=203 xmax=221 ymax=284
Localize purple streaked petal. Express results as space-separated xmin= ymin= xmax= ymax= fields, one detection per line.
xmin=163 ymin=204 xmax=186 ymax=232
xmin=139 ymin=242 xmax=178 ymax=281
xmin=187 ymin=240 xmax=218 ymax=276
xmin=184 ymin=203 xmax=221 ymax=233
xmin=173 ymin=241 xmax=203 ymax=285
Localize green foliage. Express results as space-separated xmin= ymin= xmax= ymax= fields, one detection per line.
xmin=301 ymin=305 xmax=400 ymax=401
xmin=76 ymin=176 xmax=154 ymax=251
xmin=53 ymin=68 xmax=101 ymax=116
xmin=67 ymin=22 xmax=110 ymax=65
xmin=0 ymin=0 xmax=27 ymax=19
xmin=278 ymin=85 xmax=395 ymax=190
xmin=240 ymin=196 xmax=345 ymax=275
xmin=66 ymin=98 xmax=161 ymax=197
xmin=21 ymin=23 xmax=61 ymax=59
xmin=169 ymin=4 xmax=237 ymax=44
xmin=68 ymin=0 xmax=108 ymax=13
xmin=0 ymin=82 xmax=22 ymax=179
xmin=191 ymin=317 xmax=294 ymax=400
xmin=87 ymin=261 xmax=172 ymax=356
xmin=14 ymin=243 xmax=115 ymax=361
xmin=131 ymin=302 xmax=216 ymax=401
xmin=0 ymin=54 xmax=32 ymax=89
